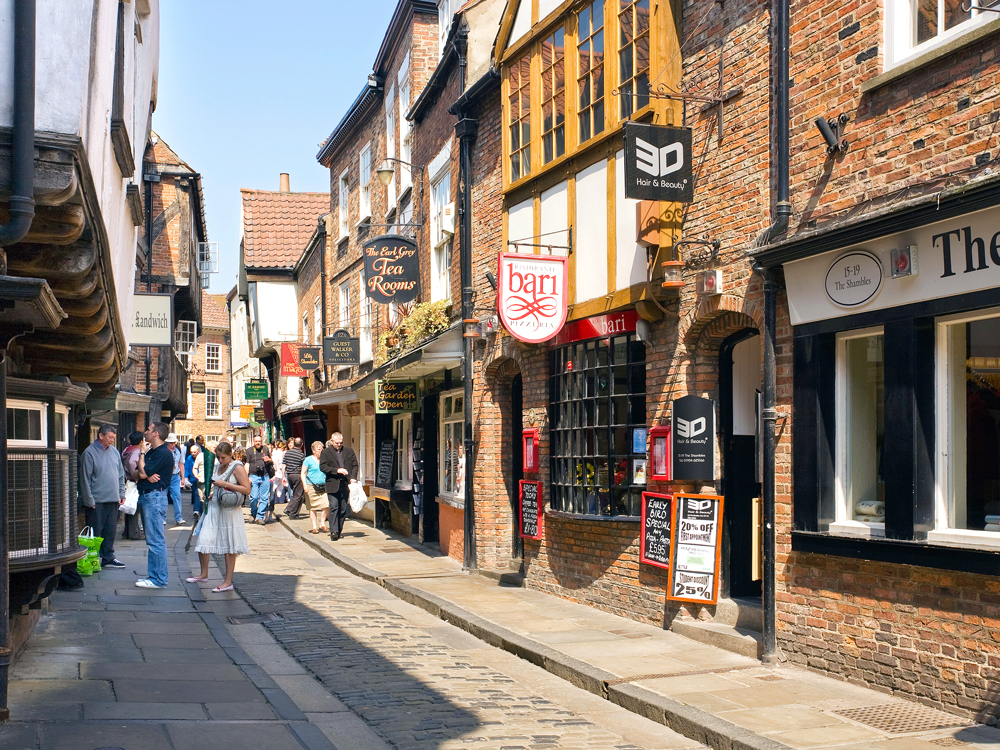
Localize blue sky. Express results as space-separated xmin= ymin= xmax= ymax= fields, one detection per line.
xmin=153 ymin=1 xmax=398 ymax=294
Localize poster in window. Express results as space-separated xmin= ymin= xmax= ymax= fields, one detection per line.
xmin=633 ymin=459 xmax=647 ymax=486
xmin=519 ymin=480 xmax=543 ymax=539
xmin=667 ymin=493 xmax=724 ymax=605
xmin=639 ymin=491 xmax=672 ymax=569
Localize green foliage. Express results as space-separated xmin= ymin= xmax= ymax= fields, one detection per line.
xmin=374 ymin=300 xmax=451 ymax=367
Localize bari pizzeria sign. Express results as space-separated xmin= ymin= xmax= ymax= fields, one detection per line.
xmin=497 ymin=252 xmax=568 ymax=344
xmin=363 ymin=234 xmax=420 ymax=304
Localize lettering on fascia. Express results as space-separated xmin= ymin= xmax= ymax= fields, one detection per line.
xmin=934 ymin=226 xmax=1000 ymax=277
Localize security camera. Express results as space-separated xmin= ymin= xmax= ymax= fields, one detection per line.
xmin=814 ymin=114 xmax=849 ymax=155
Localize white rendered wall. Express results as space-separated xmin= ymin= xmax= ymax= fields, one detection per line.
xmin=507 ymin=197 xmax=533 ymax=254
xmin=574 ymin=160 xmax=608 ymax=303
xmin=539 ymin=180 xmax=568 ymax=256
xmin=249 ymin=281 xmax=299 ymax=350
xmin=614 ymin=150 xmax=647 ymax=290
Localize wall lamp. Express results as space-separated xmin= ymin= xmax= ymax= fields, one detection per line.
xmin=485 ymin=271 xmax=497 ymax=292
xmin=815 ymin=114 xmax=849 ymax=155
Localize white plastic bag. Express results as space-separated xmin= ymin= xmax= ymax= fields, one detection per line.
xmin=121 ymin=481 xmax=139 ymax=515
xmin=348 ymin=482 xmax=367 ymax=513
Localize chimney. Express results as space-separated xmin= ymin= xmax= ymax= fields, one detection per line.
xmin=279 ymin=173 xmax=290 ymax=192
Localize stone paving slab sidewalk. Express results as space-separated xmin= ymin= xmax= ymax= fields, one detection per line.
xmin=280 ymin=514 xmax=1000 ymax=750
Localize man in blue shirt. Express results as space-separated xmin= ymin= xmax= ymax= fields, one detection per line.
xmin=165 ymin=433 xmax=186 ymax=527
xmin=136 ymin=422 xmax=174 ymax=588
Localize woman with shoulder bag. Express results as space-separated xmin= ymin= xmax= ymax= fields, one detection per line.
xmin=188 ymin=441 xmax=251 ymax=592
xmin=301 ymin=441 xmax=329 ymax=534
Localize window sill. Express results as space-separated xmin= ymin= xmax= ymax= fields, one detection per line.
xmin=356 ymin=215 xmax=372 ymax=229
xmin=545 ymin=508 xmax=640 ymax=524
xmin=862 ymin=18 xmax=1000 ymax=94
xmin=436 ymin=493 xmax=465 ymax=510
xmin=829 ymin=520 xmax=885 ymax=539
xmin=926 ymin=529 xmax=1000 ymax=551
xmin=337 ymin=234 xmax=349 ymax=245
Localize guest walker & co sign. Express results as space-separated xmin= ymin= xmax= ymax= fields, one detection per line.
xmin=363 ymin=235 xmax=420 ymax=304
xmin=497 ymin=252 xmax=568 ymax=344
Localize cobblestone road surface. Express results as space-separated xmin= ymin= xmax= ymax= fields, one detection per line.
xmin=236 ymin=523 xmax=703 ymax=750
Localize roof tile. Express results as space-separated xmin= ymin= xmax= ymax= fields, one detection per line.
xmin=241 ymin=190 xmax=329 ymax=269
xmin=201 ymin=292 xmax=229 ymax=329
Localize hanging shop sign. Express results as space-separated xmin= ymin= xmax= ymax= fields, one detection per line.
xmin=230 ymin=407 xmax=249 ymax=428
xmin=363 ymin=234 xmax=420 ymax=304
xmin=552 ymin=309 xmax=639 ymax=346
xmin=519 ymin=480 xmax=543 ymax=539
xmin=280 ymin=343 xmax=306 ymax=377
xmin=253 ymin=407 xmax=267 ymax=423
xmin=668 ymin=493 xmax=724 ymax=605
xmin=298 ymin=346 xmax=321 ymax=371
xmin=189 ymin=381 xmax=206 ymax=394
xmin=640 ymin=491 xmax=672 ymax=569
xmin=375 ymin=438 xmax=396 ymax=489
xmin=323 ymin=329 xmax=360 ymax=366
xmin=244 ymin=379 xmax=268 ymax=400
xmin=239 ymin=405 xmax=256 ymax=420
xmin=375 ymin=380 xmax=420 ymax=413
xmin=825 ymin=250 xmax=883 ymax=308
xmin=671 ymin=395 xmax=716 ymax=482
xmin=624 ymin=123 xmax=694 ymax=203
xmin=129 ymin=293 xmax=173 ymax=346
xmin=497 ymin=252 xmax=569 ymax=344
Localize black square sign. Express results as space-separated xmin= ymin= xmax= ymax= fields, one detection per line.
xmin=624 ymin=123 xmax=694 ymax=203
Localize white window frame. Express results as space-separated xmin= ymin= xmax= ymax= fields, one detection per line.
xmin=205 ymin=343 xmax=221 ymax=373
xmin=932 ymin=307 xmax=1000 ymax=550
xmin=54 ymin=406 xmax=69 ymax=449
xmin=832 ymin=326 xmax=886 ymax=539
xmin=6 ymin=398 xmax=47 ymax=448
xmin=206 ymin=388 xmax=221 ymax=420
xmin=7 ymin=398 xmax=52 ymax=555
xmin=363 ymin=411 xmax=375 ymax=482
xmin=429 ymin=141 xmax=453 ymax=303
xmin=339 ymin=280 xmax=351 ymax=331
xmin=175 ymin=320 xmax=197 ymax=369
xmin=302 ymin=313 xmax=309 ymax=346
xmin=338 ymin=168 xmax=350 ymax=240
xmin=885 ymin=0 xmax=1000 ymax=69
xmin=314 ymin=297 xmax=322 ymax=345
xmin=358 ymin=142 xmax=372 ymax=224
xmin=359 ymin=270 xmax=373 ymax=363
xmin=398 ymin=57 xmax=412 ymax=193
xmin=385 ymin=85 xmax=397 ymax=210
xmin=438 ymin=0 xmax=454 ymax=59
xmin=393 ymin=413 xmax=413 ymax=488
xmin=439 ymin=389 xmax=465 ymax=499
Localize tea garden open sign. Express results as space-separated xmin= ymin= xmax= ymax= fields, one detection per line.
xmin=375 ymin=380 xmax=420 ymax=413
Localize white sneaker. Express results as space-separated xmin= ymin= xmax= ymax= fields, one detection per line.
xmin=135 ymin=579 xmax=164 ymax=589
xmin=172 ymin=520 xmax=187 ymax=528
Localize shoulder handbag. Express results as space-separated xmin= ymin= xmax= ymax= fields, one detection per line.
xmin=213 ymin=462 xmax=242 ymax=510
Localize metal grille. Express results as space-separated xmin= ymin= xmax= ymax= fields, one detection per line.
xmin=7 ymin=449 xmax=77 ymax=560
xmin=835 ymin=704 xmax=970 ymax=734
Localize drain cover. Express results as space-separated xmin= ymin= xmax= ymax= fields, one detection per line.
xmin=930 ymin=740 xmax=970 ymax=747
xmin=835 ymin=704 xmax=969 ymax=734
xmin=228 ymin=612 xmax=284 ymax=625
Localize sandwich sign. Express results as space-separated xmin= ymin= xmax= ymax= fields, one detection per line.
xmin=624 ymin=123 xmax=694 ymax=203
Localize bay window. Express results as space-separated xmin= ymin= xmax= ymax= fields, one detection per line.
xmin=508 ymin=53 xmax=532 ymax=181
xmin=577 ymin=1 xmax=605 ymax=143
xmin=540 ymin=27 xmax=566 ymax=164
xmin=617 ymin=0 xmax=650 ymax=120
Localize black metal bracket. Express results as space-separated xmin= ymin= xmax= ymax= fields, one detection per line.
xmin=961 ymin=1 xmax=1000 ymax=11
xmin=677 ymin=238 xmax=720 ymax=268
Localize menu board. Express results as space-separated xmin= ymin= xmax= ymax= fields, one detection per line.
xmin=519 ymin=480 xmax=542 ymax=539
xmin=375 ymin=439 xmax=396 ymax=489
xmin=639 ymin=492 xmax=672 ymax=569
xmin=668 ymin=493 xmax=724 ymax=604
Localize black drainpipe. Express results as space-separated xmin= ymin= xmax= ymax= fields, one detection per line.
xmin=318 ymin=217 xmax=329 ymax=387
xmin=0 ymin=0 xmax=36 ymax=721
xmin=752 ymin=0 xmax=791 ymax=666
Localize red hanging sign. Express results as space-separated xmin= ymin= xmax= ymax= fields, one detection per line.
xmin=497 ymin=252 xmax=568 ymax=344
xmin=280 ymin=342 xmax=306 ymax=377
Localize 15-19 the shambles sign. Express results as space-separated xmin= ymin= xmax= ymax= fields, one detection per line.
xmin=363 ymin=235 xmax=420 ymax=304
xmin=324 ymin=329 xmax=360 ymax=366
xmin=375 ymin=380 xmax=420 ymax=413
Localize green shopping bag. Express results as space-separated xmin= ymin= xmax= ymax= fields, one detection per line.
xmin=77 ymin=526 xmax=103 ymax=575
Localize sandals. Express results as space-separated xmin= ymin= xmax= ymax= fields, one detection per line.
xmin=318 ymin=526 xmax=329 ymax=533
xmin=185 ymin=576 xmax=209 ymax=583
xmin=308 ymin=528 xmax=320 ymax=534
xmin=211 ymin=584 xmax=234 ymax=593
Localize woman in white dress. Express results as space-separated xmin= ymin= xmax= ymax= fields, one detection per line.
xmin=187 ymin=441 xmax=251 ymax=592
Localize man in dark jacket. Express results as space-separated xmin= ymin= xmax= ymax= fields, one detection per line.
xmin=281 ymin=437 xmax=306 ymax=518
xmin=319 ymin=432 xmax=359 ymax=541
xmin=246 ymin=434 xmax=272 ymax=525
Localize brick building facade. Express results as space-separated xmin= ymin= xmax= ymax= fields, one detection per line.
xmin=172 ymin=292 xmax=231 ymax=445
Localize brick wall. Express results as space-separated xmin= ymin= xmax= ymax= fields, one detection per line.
xmin=172 ymin=328 xmax=231 ymax=442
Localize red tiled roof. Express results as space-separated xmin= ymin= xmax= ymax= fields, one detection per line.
xmin=201 ymin=292 xmax=229 ymax=330
xmin=241 ymin=189 xmax=329 ymax=269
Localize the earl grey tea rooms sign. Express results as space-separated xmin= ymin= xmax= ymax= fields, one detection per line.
xmin=363 ymin=235 xmax=420 ymax=304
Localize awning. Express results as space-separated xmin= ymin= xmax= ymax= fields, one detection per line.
xmin=354 ymin=324 xmax=463 ymax=389
xmin=309 ymin=387 xmax=358 ymax=407
xmin=279 ymin=398 xmax=313 ymax=416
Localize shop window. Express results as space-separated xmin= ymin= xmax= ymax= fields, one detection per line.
xmin=549 ymin=333 xmax=646 ymax=517
xmin=833 ymin=328 xmax=886 ymax=538
xmin=886 ymin=0 xmax=999 ymax=67
xmin=206 ymin=344 xmax=221 ymax=373
xmin=934 ymin=309 xmax=1000 ymax=543
xmin=577 ymin=1 xmax=605 ymax=143
xmin=440 ymin=390 xmax=465 ymax=498
xmin=618 ymin=0 xmax=650 ymax=120
xmin=206 ymin=388 xmax=221 ymax=420
xmin=508 ymin=53 xmax=532 ymax=181
xmin=393 ymin=414 xmax=413 ymax=487
xmin=540 ymin=27 xmax=566 ymax=164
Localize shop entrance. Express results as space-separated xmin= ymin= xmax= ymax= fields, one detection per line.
xmin=511 ymin=373 xmax=523 ymax=561
xmin=720 ymin=330 xmax=762 ymax=599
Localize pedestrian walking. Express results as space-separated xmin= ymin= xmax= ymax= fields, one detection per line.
xmin=282 ymin=437 xmax=306 ymax=518
xmin=188 ymin=441 xmax=251 ymax=593
xmin=78 ymin=424 xmax=127 ymax=569
xmin=301 ymin=441 xmax=329 ymax=533
xmin=319 ymin=431 xmax=359 ymax=541
xmin=245 ymin=434 xmax=272 ymax=525
xmin=166 ymin=433 xmax=186 ymax=527
xmin=135 ymin=422 xmax=174 ymax=588
xmin=270 ymin=440 xmax=287 ymax=513
xmin=186 ymin=443 xmax=205 ymax=521
xmin=121 ymin=430 xmax=145 ymax=541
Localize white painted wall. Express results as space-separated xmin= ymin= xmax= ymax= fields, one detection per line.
xmin=614 ymin=150 xmax=647 ymax=290
xmin=539 ymin=180 xmax=568 ymax=256
xmin=0 ymin=0 xmax=160 ymax=353
xmin=507 ymin=197 xmax=533 ymax=254
xmin=248 ymin=280 xmax=299 ymax=354
xmin=574 ymin=160 xmax=608 ymax=302
xmin=538 ymin=0 xmax=561 ymax=20
xmin=509 ymin=0 xmax=531 ymax=47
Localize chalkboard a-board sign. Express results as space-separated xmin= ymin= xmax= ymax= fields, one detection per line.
xmin=519 ymin=480 xmax=542 ymax=539
xmin=375 ymin=439 xmax=396 ymax=489
xmin=667 ymin=493 xmax=724 ymax=604
xmin=639 ymin=492 xmax=673 ymax=569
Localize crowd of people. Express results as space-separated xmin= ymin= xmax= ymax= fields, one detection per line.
xmin=69 ymin=425 xmax=361 ymax=595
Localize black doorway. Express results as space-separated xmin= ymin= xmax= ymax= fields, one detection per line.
xmin=511 ymin=373 xmax=523 ymax=560
xmin=720 ymin=330 xmax=762 ymax=599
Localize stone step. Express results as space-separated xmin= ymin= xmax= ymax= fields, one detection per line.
xmin=669 ymin=620 xmax=763 ymax=660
